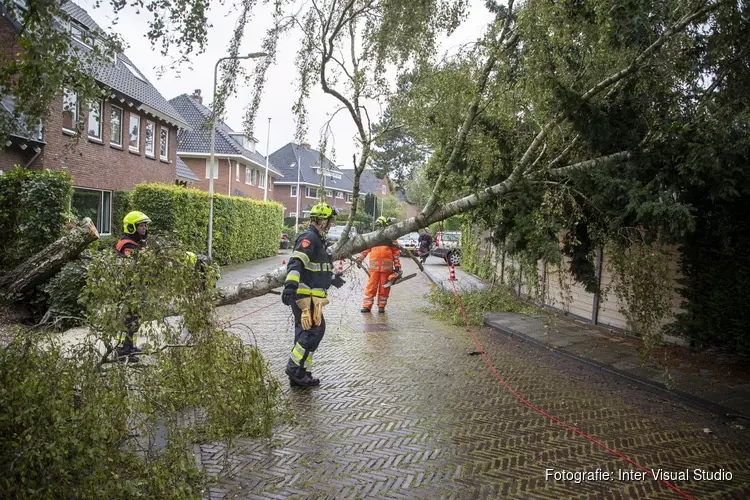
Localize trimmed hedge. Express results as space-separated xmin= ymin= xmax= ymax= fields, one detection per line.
xmin=131 ymin=184 xmax=283 ymax=265
xmin=0 ymin=168 xmax=73 ymax=270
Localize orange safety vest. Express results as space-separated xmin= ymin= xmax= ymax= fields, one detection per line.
xmin=361 ymin=243 xmax=401 ymax=272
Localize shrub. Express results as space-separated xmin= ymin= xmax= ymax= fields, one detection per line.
xmin=131 ymin=184 xmax=283 ymax=265
xmin=0 ymin=168 xmax=73 ymax=270
xmin=41 ymin=252 xmax=91 ymax=330
xmin=426 ymin=285 xmax=539 ymax=326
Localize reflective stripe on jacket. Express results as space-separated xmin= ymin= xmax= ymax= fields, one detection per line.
xmin=284 ymin=226 xmax=333 ymax=295
xmin=361 ymin=243 xmax=401 ymax=272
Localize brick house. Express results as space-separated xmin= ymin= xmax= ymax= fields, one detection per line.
xmin=0 ymin=1 xmax=194 ymax=235
xmin=270 ymin=142 xmax=387 ymax=218
xmin=169 ymin=92 xmax=283 ymax=199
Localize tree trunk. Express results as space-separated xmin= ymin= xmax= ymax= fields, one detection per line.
xmin=0 ymin=218 xmax=99 ymax=295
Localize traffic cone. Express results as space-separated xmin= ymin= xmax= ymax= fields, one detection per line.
xmin=337 ymin=259 xmax=344 ymax=273
xmin=282 ymin=259 xmax=286 ymax=265
xmin=449 ymin=264 xmax=456 ymax=281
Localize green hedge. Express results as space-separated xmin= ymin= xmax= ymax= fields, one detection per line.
xmin=131 ymin=184 xmax=283 ymax=265
xmin=0 ymin=168 xmax=73 ymax=270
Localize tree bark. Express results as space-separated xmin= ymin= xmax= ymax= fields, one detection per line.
xmin=0 ymin=218 xmax=99 ymax=295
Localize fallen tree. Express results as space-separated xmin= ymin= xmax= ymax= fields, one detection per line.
xmin=0 ymin=218 xmax=99 ymax=295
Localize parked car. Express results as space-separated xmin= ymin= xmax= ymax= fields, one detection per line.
xmin=326 ymin=225 xmax=357 ymax=244
xmin=396 ymin=232 xmax=420 ymax=256
xmin=430 ymin=230 xmax=461 ymax=266
xmin=280 ymin=233 xmax=290 ymax=249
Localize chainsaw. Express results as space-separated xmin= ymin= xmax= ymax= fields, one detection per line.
xmin=383 ymin=272 xmax=417 ymax=288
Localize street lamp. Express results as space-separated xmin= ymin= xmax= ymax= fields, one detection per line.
xmin=294 ymin=146 xmax=301 ymax=231
xmin=207 ymin=51 xmax=268 ymax=260
xmin=263 ymin=117 xmax=271 ymax=201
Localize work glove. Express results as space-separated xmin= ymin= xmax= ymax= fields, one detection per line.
xmin=312 ymin=296 xmax=329 ymax=326
xmin=331 ymin=273 xmax=346 ymax=288
xmin=354 ymin=254 xmax=364 ymax=264
xmin=281 ymin=287 xmax=297 ymax=306
xmin=296 ymin=297 xmax=313 ymax=330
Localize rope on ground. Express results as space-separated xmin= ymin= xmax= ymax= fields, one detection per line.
xmin=448 ymin=275 xmax=694 ymax=500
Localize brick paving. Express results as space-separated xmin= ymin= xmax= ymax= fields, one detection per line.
xmin=206 ymin=258 xmax=750 ymax=499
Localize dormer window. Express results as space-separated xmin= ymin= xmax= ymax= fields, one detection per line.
xmin=122 ymin=61 xmax=146 ymax=82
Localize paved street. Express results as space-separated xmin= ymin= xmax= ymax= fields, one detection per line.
xmin=207 ymin=256 xmax=750 ymax=499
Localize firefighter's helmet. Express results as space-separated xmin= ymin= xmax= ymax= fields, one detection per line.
xmin=123 ymin=211 xmax=151 ymax=234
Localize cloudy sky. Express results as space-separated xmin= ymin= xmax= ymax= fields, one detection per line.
xmin=77 ymin=0 xmax=493 ymax=167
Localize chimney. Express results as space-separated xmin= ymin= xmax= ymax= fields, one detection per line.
xmin=191 ymin=89 xmax=202 ymax=104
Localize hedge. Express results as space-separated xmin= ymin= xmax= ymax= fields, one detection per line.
xmin=0 ymin=168 xmax=73 ymax=270
xmin=131 ymin=184 xmax=283 ymax=265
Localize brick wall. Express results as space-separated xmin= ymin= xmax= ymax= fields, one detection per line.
xmin=273 ymin=183 xmax=353 ymax=217
xmin=0 ymin=145 xmax=37 ymax=171
xmin=181 ymin=156 xmax=280 ymax=200
xmin=36 ymin=94 xmax=178 ymax=191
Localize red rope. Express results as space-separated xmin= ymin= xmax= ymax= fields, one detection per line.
xmin=449 ymin=279 xmax=693 ymax=500
xmin=219 ymin=301 xmax=279 ymax=327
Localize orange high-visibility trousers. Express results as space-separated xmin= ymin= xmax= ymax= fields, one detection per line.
xmin=362 ymin=271 xmax=392 ymax=310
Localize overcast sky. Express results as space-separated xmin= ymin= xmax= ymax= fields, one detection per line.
xmin=77 ymin=0 xmax=493 ymax=168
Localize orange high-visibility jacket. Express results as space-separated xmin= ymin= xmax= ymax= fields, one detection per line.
xmin=361 ymin=243 xmax=401 ymax=272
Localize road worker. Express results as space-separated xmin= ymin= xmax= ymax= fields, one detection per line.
xmin=281 ymin=202 xmax=346 ymax=387
xmin=356 ymin=216 xmax=402 ymax=313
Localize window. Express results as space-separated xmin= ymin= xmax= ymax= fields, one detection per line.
xmin=306 ymin=187 xmax=318 ymax=198
xmin=381 ymin=184 xmax=387 ymax=195
xmin=128 ymin=113 xmax=140 ymax=152
xmin=205 ymin=158 xmax=218 ymax=179
xmin=87 ymin=100 xmax=102 ymax=140
xmin=62 ymin=89 xmax=78 ymax=131
xmin=122 ymin=61 xmax=146 ymax=82
xmin=245 ymin=166 xmax=252 ymax=185
xmin=145 ymin=121 xmax=155 ymax=156
xmin=159 ymin=127 xmax=168 ymax=160
xmin=110 ymin=105 xmax=122 ymax=146
xmin=235 ymin=163 xmax=240 ymax=182
xmin=290 ymin=185 xmax=297 ymax=197
xmin=335 ymin=191 xmax=344 ymax=199
xmin=346 ymin=193 xmax=353 ymax=202
xmin=71 ymin=188 xmax=112 ymax=234
xmin=325 ymin=189 xmax=332 ymax=197
xmin=258 ymin=171 xmax=266 ymax=188
xmin=289 ymin=212 xmax=297 ymax=217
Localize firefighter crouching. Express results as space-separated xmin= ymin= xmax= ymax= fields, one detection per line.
xmin=281 ymin=202 xmax=346 ymax=387
xmin=356 ymin=216 xmax=402 ymax=313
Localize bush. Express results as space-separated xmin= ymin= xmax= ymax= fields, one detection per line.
xmin=0 ymin=168 xmax=73 ymax=270
xmin=426 ymin=285 xmax=539 ymax=326
xmin=41 ymin=252 xmax=91 ymax=330
xmin=131 ymin=184 xmax=283 ymax=266
xmin=112 ymin=190 xmax=133 ymax=235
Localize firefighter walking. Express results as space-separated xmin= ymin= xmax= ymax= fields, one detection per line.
xmin=356 ymin=216 xmax=402 ymax=313
xmin=281 ymin=202 xmax=345 ymax=387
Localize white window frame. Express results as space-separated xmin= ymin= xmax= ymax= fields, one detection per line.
xmin=325 ymin=189 xmax=332 ymax=197
xmin=110 ymin=105 xmax=123 ymax=146
xmin=381 ymin=184 xmax=387 ymax=195
xmin=205 ymin=158 xmax=219 ymax=179
xmin=145 ymin=120 xmax=155 ymax=157
xmin=87 ymin=99 xmax=102 ymax=140
xmin=62 ymin=88 xmax=78 ymax=132
xmin=128 ymin=113 xmax=140 ymax=152
xmin=159 ymin=126 xmax=169 ymax=161
xmin=235 ymin=162 xmax=240 ymax=182
xmin=289 ymin=212 xmax=297 ymax=217
xmin=71 ymin=188 xmax=112 ymax=235
xmin=258 ymin=171 xmax=266 ymax=188
xmin=290 ymin=185 xmax=297 ymax=197
xmin=306 ymin=187 xmax=318 ymax=199
xmin=346 ymin=193 xmax=353 ymax=202
xmin=335 ymin=191 xmax=344 ymax=199
xmin=245 ymin=166 xmax=252 ymax=185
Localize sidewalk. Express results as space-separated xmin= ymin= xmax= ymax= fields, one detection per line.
xmin=423 ymin=262 xmax=750 ymax=421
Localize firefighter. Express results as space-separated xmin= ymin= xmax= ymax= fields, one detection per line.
xmin=281 ymin=202 xmax=346 ymax=387
xmin=356 ymin=216 xmax=402 ymax=313
xmin=114 ymin=211 xmax=151 ymax=358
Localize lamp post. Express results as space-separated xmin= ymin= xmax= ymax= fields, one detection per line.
xmin=207 ymin=51 xmax=267 ymax=259
xmin=263 ymin=117 xmax=271 ymax=201
xmin=294 ymin=146 xmax=301 ymax=231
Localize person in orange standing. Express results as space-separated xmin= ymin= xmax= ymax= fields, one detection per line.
xmin=355 ymin=216 xmax=402 ymax=313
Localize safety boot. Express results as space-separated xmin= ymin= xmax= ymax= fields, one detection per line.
xmin=285 ymin=366 xmax=320 ymax=387
xmin=378 ymin=307 xmax=386 ymax=313
xmin=360 ymin=307 xmax=371 ymax=313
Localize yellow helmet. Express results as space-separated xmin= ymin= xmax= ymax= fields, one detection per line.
xmin=375 ymin=216 xmax=390 ymax=228
xmin=123 ymin=211 xmax=151 ymax=234
xmin=309 ymin=202 xmax=338 ymax=221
